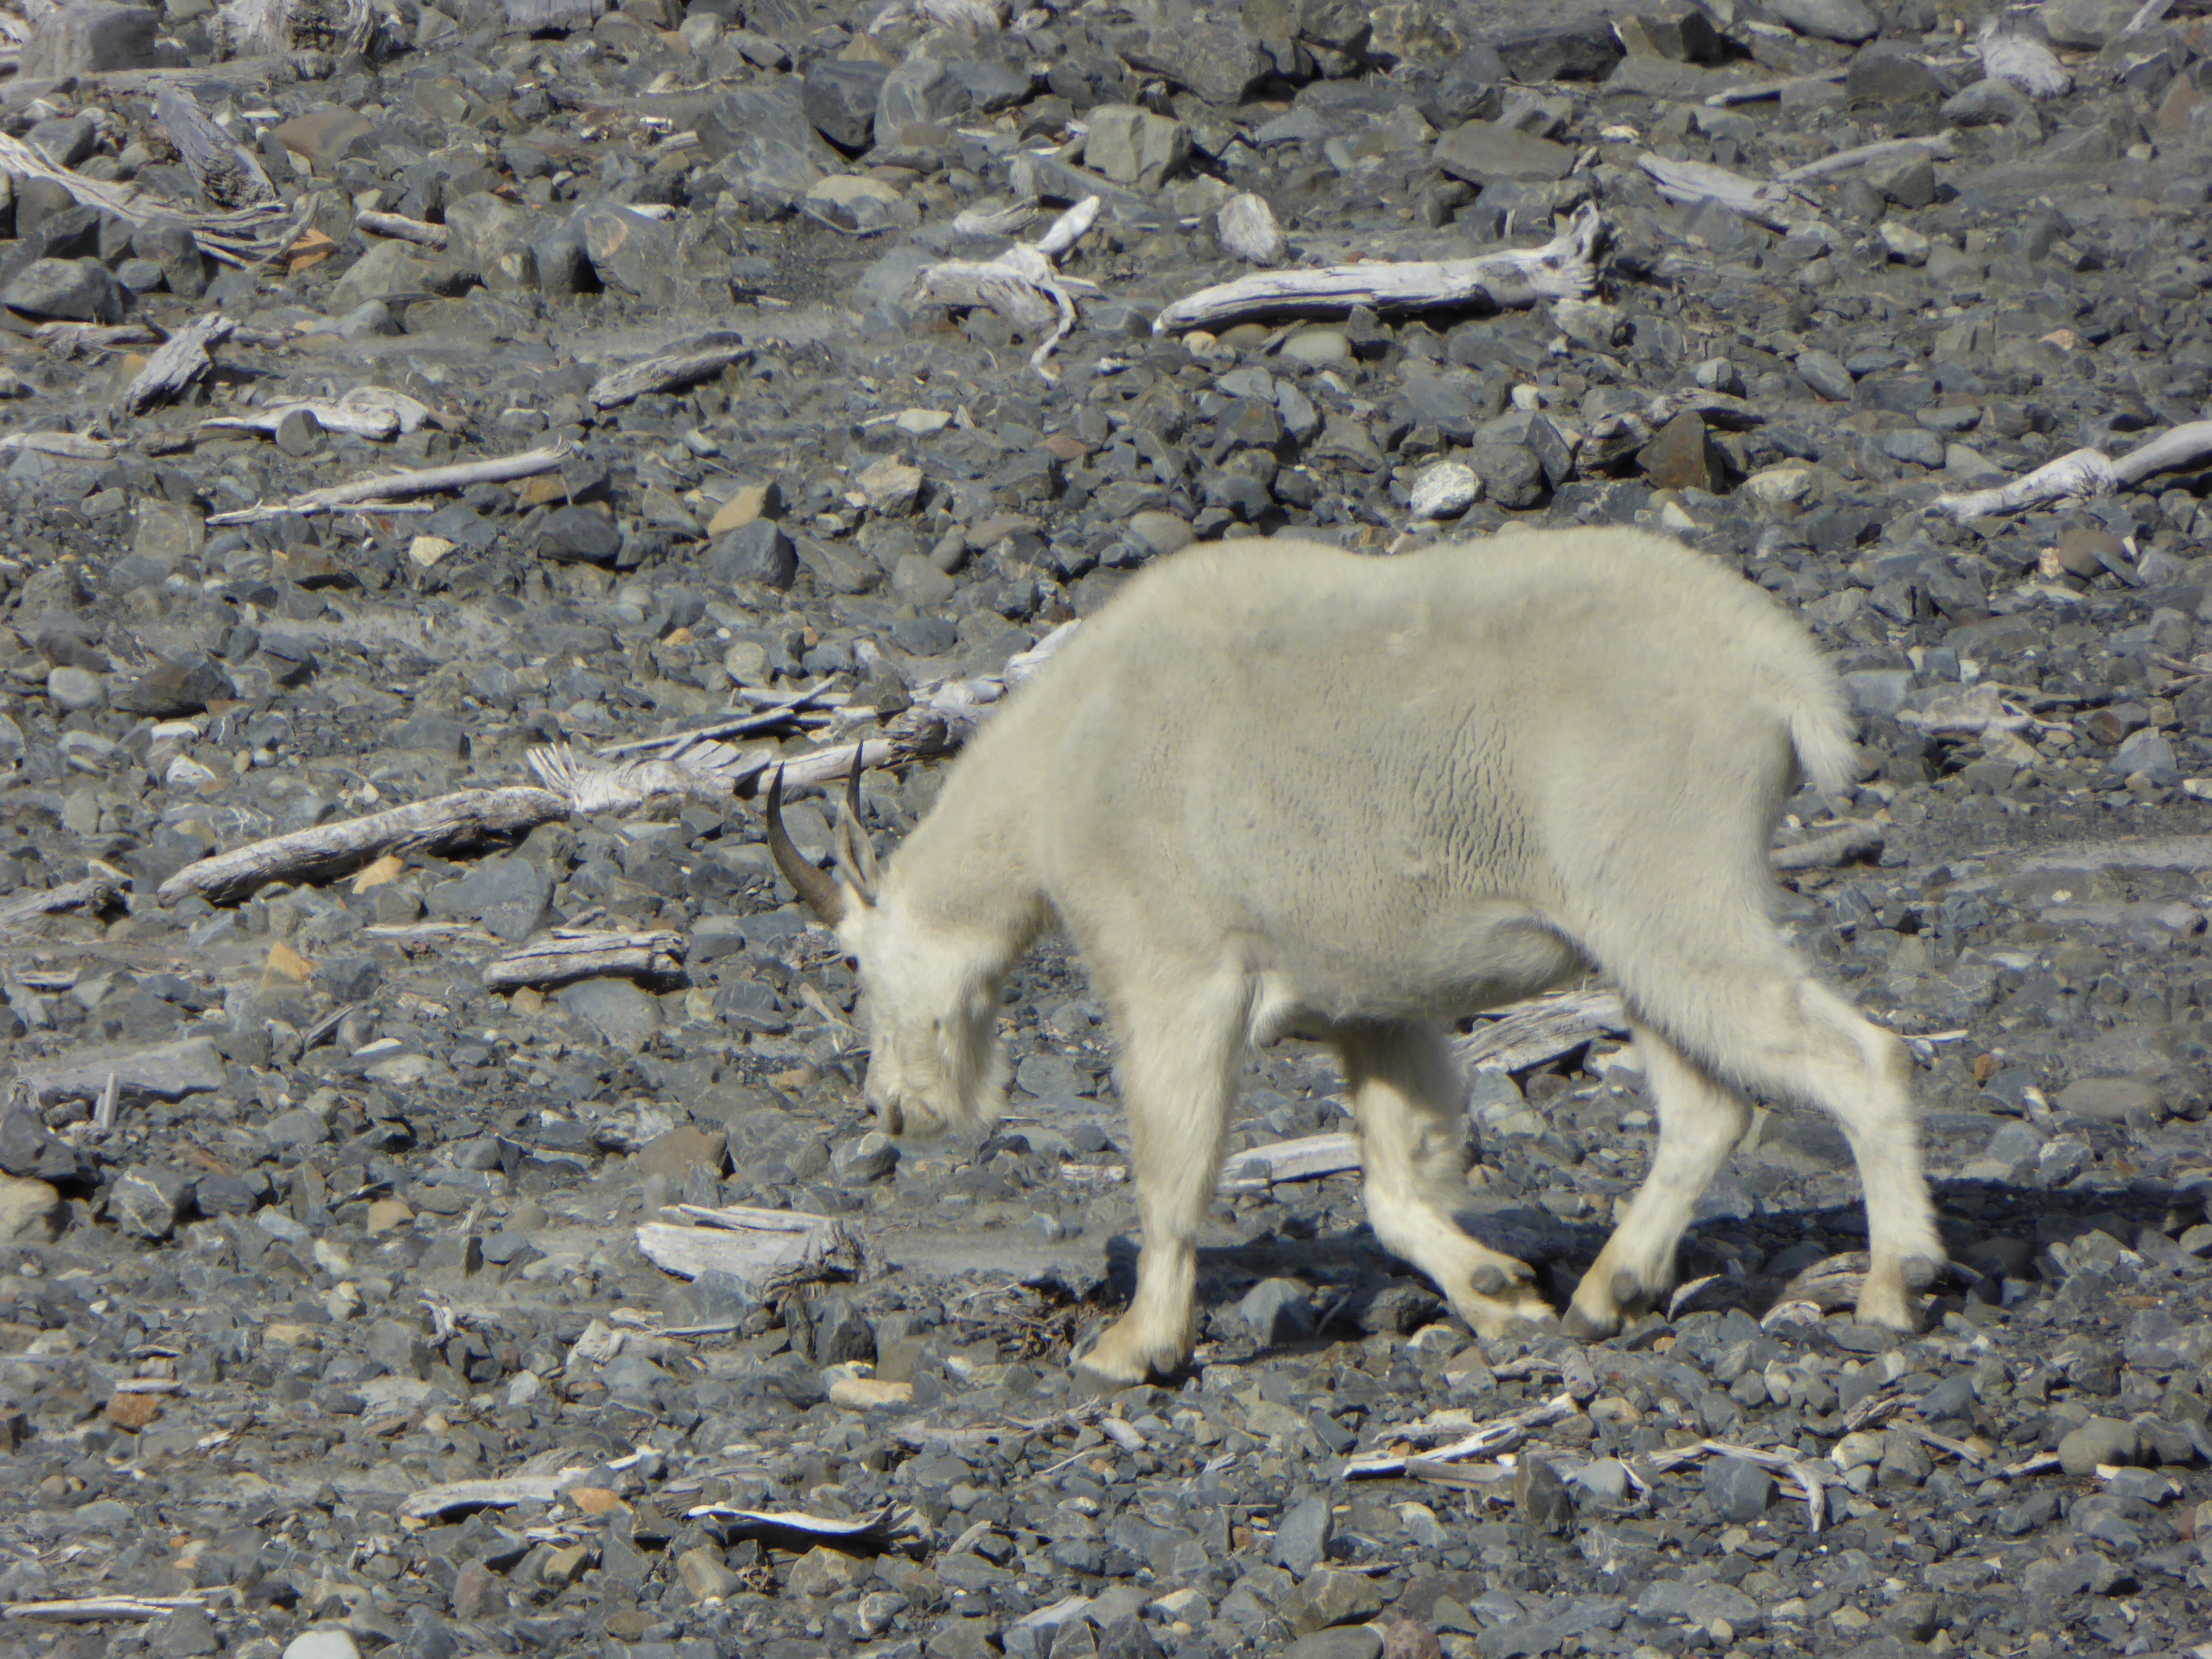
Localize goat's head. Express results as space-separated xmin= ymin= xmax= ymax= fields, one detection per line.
xmin=763 ymin=765 xmax=1005 ymax=1140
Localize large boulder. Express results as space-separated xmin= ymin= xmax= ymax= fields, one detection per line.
xmin=21 ymin=0 xmax=159 ymax=79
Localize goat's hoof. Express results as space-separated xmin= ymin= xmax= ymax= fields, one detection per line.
xmin=1561 ymin=1303 xmax=1617 ymax=1341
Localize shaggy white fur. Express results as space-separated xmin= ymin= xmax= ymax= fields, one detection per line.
xmin=773 ymin=527 xmax=1944 ymax=1382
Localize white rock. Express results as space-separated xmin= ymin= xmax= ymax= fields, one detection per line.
xmin=1409 ymin=461 xmax=1482 ymax=520
xmin=1216 ymin=192 xmax=1287 ymax=266
xmin=1878 ymin=220 xmax=1930 ymax=265
xmin=284 ymin=1632 xmax=364 ymax=1659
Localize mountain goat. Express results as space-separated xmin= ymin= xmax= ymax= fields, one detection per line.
xmin=767 ymin=526 xmax=1945 ymax=1382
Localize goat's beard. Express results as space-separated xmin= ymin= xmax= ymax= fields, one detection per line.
xmin=868 ymin=1031 xmax=1008 ymax=1141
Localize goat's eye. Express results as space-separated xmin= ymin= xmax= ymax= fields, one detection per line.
xmin=845 ymin=956 xmax=859 ymax=973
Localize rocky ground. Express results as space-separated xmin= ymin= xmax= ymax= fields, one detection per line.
xmin=0 ymin=0 xmax=2211 ymax=1657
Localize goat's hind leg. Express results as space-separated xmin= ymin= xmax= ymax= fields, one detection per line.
xmin=1564 ymin=1025 xmax=1748 ymax=1339
xmin=1076 ymin=970 xmax=1247 ymax=1384
xmin=1339 ymin=1022 xmax=1553 ymax=1338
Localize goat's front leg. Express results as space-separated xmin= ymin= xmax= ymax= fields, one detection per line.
xmin=1077 ymin=972 xmax=1247 ymax=1384
xmin=1339 ymin=1022 xmax=1555 ymax=1338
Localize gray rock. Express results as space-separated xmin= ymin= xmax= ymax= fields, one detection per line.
xmin=1468 ymin=442 xmax=1546 ymax=510
xmin=2055 ymin=1077 xmax=2163 ymax=1122
xmin=1238 ymin=1277 xmax=1314 ymax=1347
xmin=804 ymin=59 xmax=891 ymax=151
xmin=1434 ymin=121 xmax=1574 ymax=184
xmin=0 ymin=1104 xmax=83 ymax=1182
xmin=556 ymin=977 xmax=661 ymax=1050
xmin=1283 ymin=1631 xmax=1381 ymax=1659
xmin=112 ymin=655 xmax=231 ymax=717
xmin=537 ymin=506 xmax=622 ymax=566
xmin=2114 ymin=727 xmax=2179 ymax=785
xmin=427 ymin=856 xmax=553 ymax=942
xmin=3 ymin=257 xmax=123 ymax=323
xmin=1796 ymin=348 xmax=1856 ymax=402
xmin=875 ymin=57 xmax=971 ymax=145
xmin=2057 ymin=1415 xmax=2139 ymax=1474
xmin=1766 ymin=0 xmax=1880 ymax=41
xmin=707 ymin=521 xmax=797 ymax=588
xmin=1704 ymin=1456 xmax=1773 ymax=1521
xmin=1574 ymin=1458 xmax=1632 ymax=1504
xmin=1494 ymin=19 xmax=1623 ymax=81
xmin=1272 ymin=1493 xmax=1333 ymax=1575
xmin=1943 ymin=77 xmax=2035 ymax=126
xmin=24 ymin=1039 xmax=227 ymax=1107
xmin=110 ymin=1165 xmax=193 ymax=1240
xmin=21 ymin=0 xmax=159 ymax=78
xmin=46 ymin=665 xmax=105 ymax=711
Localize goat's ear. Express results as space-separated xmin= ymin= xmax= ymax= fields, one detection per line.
xmin=834 ymin=764 xmax=881 ymax=904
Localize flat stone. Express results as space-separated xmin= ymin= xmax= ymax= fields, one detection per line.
xmin=0 ymin=1175 xmax=65 ymax=1242
xmin=1766 ymin=0 xmax=1879 ymax=41
xmin=2057 ymin=1415 xmax=2139 ymax=1474
xmin=3 ymin=257 xmax=123 ymax=323
xmin=1434 ymin=121 xmax=1574 ymax=184
xmin=556 ymin=977 xmax=661 ymax=1051
xmin=2056 ymin=1077 xmax=2164 ymax=1122
xmin=21 ymin=0 xmax=159 ymax=77
xmin=24 ymin=1038 xmax=227 ymax=1107
xmin=1640 ymin=411 xmax=1721 ymax=492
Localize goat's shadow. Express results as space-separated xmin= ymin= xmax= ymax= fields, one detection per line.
xmin=1095 ymin=1177 xmax=2197 ymax=1350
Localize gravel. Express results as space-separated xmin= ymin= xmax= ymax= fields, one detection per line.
xmin=0 ymin=0 xmax=2211 ymax=1657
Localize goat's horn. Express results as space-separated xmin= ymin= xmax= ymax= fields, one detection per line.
xmin=764 ymin=765 xmax=845 ymax=924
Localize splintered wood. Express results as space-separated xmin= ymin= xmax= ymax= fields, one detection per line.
xmin=1153 ymin=204 xmax=1604 ymax=336
xmin=482 ymin=929 xmax=686 ymax=992
xmin=634 ymin=1204 xmax=850 ymax=1285
xmin=156 ymin=786 xmax=571 ymax=905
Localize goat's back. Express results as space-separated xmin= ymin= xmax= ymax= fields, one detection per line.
xmin=944 ymin=528 xmax=1851 ymax=994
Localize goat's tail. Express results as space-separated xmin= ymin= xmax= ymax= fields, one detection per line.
xmin=1780 ymin=662 xmax=1857 ymax=800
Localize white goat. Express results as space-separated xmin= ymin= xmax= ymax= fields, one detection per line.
xmin=766 ymin=527 xmax=1945 ymax=1382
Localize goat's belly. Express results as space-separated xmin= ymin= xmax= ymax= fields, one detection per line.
xmin=1244 ymin=902 xmax=1587 ymax=1040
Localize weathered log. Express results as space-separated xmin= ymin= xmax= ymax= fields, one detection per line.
xmin=196 ymin=384 xmax=438 ymax=443
xmin=1772 ymin=822 xmax=1884 ymax=871
xmin=1455 ymin=987 xmax=1627 ymax=1073
xmin=0 ymin=874 xmax=127 ymax=930
xmin=0 ymin=432 xmax=117 ymax=459
xmin=155 ymin=84 xmax=275 ymax=209
xmin=121 ymin=313 xmax=234 ymax=416
xmin=2 ymin=1596 xmax=213 ymax=1622
xmin=1218 ymin=1132 xmax=1360 ymax=1190
xmin=205 ymin=442 xmax=569 ymax=524
xmin=0 ymin=129 xmax=300 ymax=267
xmin=1636 ymin=153 xmax=1815 ymax=231
xmin=635 ymin=1206 xmax=845 ymax=1283
xmin=1774 ymin=130 xmax=1954 ymax=183
xmin=588 ymin=335 xmax=750 ymax=409
xmin=156 ymin=787 xmax=570 ymax=905
xmin=355 ymin=209 xmax=449 ymax=248
xmin=681 ymin=1501 xmax=926 ymax=1551
xmin=906 ymin=197 xmax=1101 ymax=382
xmin=1343 ymin=1391 xmax=1584 ymax=1477
xmin=527 ymin=742 xmax=749 ymax=813
xmin=38 ymin=321 xmax=161 ymax=358
xmin=1154 ymin=204 xmax=1603 ymax=336
xmin=1932 ymin=419 xmax=2212 ymax=521
xmin=482 ymin=929 xmax=685 ymax=991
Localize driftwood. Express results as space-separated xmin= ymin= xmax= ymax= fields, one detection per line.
xmin=156 ymin=786 xmax=569 ymax=905
xmin=0 ymin=873 xmax=126 ymax=930
xmin=482 ymin=928 xmax=685 ymax=991
xmin=906 ymin=196 xmax=1101 ymax=383
xmin=197 ymin=384 xmax=440 ymax=443
xmin=37 ymin=321 xmax=161 ymax=358
xmin=1976 ymin=19 xmax=2070 ymax=98
xmin=121 ymin=314 xmax=234 ymax=417
xmin=681 ymin=1501 xmax=926 ymax=1552
xmin=205 ymin=441 xmax=569 ymax=524
xmin=0 ymin=432 xmax=117 ymax=459
xmin=0 ymin=130 xmax=295 ymax=270
xmin=1343 ymin=1391 xmax=1585 ymax=1478
xmin=598 ymin=688 xmax=835 ymax=759
xmin=1456 ymin=987 xmax=1627 ymax=1073
xmin=635 ymin=1207 xmax=853 ymax=1285
xmin=1772 ymin=822 xmax=1884 ymax=871
xmin=2 ymin=1596 xmax=213 ymax=1622
xmin=397 ymin=1446 xmax=657 ymax=1521
xmin=951 ymin=198 xmax=1040 ymax=239
xmin=1774 ymin=130 xmax=1955 ymax=183
xmin=1153 ymin=203 xmax=1604 ymax=336
xmin=1636 ymin=153 xmax=1816 ymax=232
xmin=1638 ymin=1438 xmax=1831 ymax=1532
xmin=1933 ymin=419 xmax=2212 ymax=521
xmin=1218 ymin=1132 xmax=1360 ymax=1190
xmin=356 ymin=209 xmax=450 ymax=248
xmin=155 ymin=84 xmax=276 ymax=210
xmin=588 ymin=334 xmax=750 ymax=410
xmin=1706 ymin=68 xmax=1847 ymax=107
xmin=504 ymin=0 xmax=607 ymax=28
xmin=527 ymin=741 xmax=752 ymax=813
xmin=213 ymin=0 xmax=388 ymax=58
